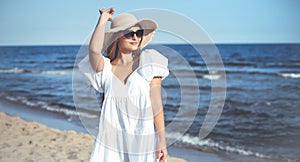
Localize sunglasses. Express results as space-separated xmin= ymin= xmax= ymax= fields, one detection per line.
xmin=123 ymin=30 xmax=144 ymax=39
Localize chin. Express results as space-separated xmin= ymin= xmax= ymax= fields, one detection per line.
xmin=132 ymin=46 xmax=139 ymax=51
xmin=128 ymin=45 xmax=139 ymax=51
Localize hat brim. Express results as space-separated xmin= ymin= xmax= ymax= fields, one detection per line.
xmin=103 ymin=19 xmax=158 ymax=52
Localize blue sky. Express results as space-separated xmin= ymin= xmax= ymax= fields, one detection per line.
xmin=0 ymin=0 xmax=299 ymax=45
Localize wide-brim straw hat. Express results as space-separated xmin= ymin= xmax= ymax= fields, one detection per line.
xmin=102 ymin=13 xmax=158 ymax=52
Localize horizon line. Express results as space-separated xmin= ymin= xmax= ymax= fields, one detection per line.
xmin=1 ymin=42 xmax=300 ymax=47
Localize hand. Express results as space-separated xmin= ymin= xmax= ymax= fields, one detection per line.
xmin=99 ymin=7 xmax=114 ymax=21
xmin=157 ymin=143 xmax=168 ymax=162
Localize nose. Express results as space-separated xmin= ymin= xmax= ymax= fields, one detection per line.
xmin=132 ymin=34 xmax=138 ymax=40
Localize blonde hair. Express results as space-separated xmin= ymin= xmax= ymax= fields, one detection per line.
xmin=105 ymin=37 xmax=119 ymax=61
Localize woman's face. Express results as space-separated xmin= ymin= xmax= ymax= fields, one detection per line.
xmin=118 ymin=26 xmax=143 ymax=53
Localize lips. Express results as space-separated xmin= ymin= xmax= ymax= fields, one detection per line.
xmin=130 ymin=42 xmax=139 ymax=46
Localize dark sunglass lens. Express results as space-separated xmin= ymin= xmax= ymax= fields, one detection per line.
xmin=124 ymin=31 xmax=134 ymax=38
xmin=136 ymin=30 xmax=144 ymax=37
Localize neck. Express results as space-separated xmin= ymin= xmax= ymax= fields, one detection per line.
xmin=116 ymin=51 xmax=134 ymax=65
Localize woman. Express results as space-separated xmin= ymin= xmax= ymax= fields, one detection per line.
xmin=78 ymin=8 xmax=169 ymax=162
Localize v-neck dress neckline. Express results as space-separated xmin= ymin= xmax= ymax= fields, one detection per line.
xmin=109 ymin=58 xmax=140 ymax=86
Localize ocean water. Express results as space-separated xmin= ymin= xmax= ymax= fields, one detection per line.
xmin=0 ymin=44 xmax=299 ymax=161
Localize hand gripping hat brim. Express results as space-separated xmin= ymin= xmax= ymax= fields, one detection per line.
xmin=103 ymin=13 xmax=158 ymax=52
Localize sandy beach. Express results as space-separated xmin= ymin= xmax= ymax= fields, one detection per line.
xmin=0 ymin=112 xmax=188 ymax=162
xmin=0 ymin=112 xmax=94 ymax=162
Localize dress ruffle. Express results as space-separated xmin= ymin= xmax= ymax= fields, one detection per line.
xmin=137 ymin=49 xmax=169 ymax=82
xmin=78 ymin=56 xmax=111 ymax=93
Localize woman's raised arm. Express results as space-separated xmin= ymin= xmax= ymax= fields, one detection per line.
xmin=89 ymin=8 xmax=114 ymax=72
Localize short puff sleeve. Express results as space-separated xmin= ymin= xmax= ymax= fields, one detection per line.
xmin=137 ymin=49 xmax=169 ymax=82
xmin=78 ymin=55 xmax=111 ymax=93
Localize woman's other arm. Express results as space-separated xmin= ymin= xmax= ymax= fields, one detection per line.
xmin=150 ymin=77 xmax=168 ymax=162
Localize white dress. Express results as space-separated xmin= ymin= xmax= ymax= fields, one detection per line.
xmin=78 ymin=49 xmax=169 ymax=162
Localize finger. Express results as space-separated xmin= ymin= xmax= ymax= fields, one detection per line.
xmin=159 ymin=154 xmax=165 ymax=162
xmin=157 ymin=150 xmax=161 ymax=159
xmin=108 ymin=7 xmax=114 ymax=14
xmin=99 ymin=8 xmax=104 ymax=14
xmin=159 ymin=156 xmax=163 ymax=162
xmin=160 ymin=150 xmax=168 ymax=162
xmin=159 ymin=156 xmax=165 ymax=162
xmin=162 ymin=152 xmax=167 ymax=161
